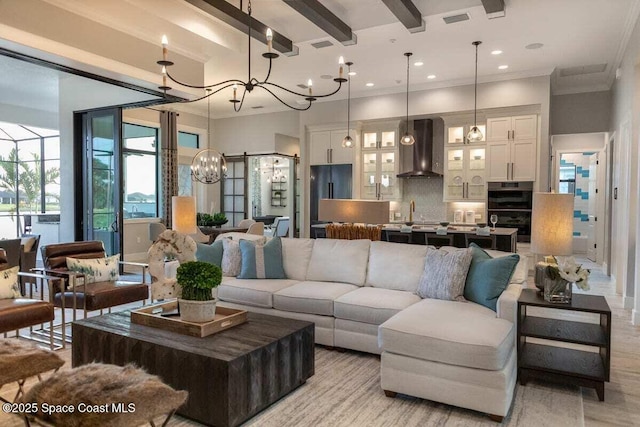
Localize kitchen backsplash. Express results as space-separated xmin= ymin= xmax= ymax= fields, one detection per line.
xmin=393 ymin=178 xmax=447 ymax=221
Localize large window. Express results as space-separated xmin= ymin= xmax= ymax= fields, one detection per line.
xmin=123 ymin=123 xmax=158 ymax=218
xmin=0 ymin=122 xmax=60 ymax=240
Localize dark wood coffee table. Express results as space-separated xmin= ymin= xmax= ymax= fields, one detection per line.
xmin=72 ymin=310 xmax=314 ymax=427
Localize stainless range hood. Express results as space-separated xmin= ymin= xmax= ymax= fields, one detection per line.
xmin=397 ymin=119 xmax=442 ymax=178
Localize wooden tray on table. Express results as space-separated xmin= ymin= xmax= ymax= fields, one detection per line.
xmin=131 ymin=300 xmax=247 ymax=338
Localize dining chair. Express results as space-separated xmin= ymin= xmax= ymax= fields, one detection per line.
xmin=238 ymin=219 xmax=256 ymax=228
xmin=246 ymin=222 xmax=265 ymax=236
xmin=465 ymin=234 xmax=497 ymax=250
xmin=149 ymin=222 xmax=167 ymax=243
xmin=264 ymin=217 xmax=290 ymax=238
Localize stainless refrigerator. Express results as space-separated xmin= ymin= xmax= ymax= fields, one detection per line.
xmin=310 ymin=164 xmax=352 ymax=235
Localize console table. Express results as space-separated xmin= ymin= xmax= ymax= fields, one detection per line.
xmin=517 ymin=288 xmax=611 ymax=400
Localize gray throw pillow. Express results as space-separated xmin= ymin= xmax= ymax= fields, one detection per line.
xmin=417 ymin=247 xmax=473 ymax=301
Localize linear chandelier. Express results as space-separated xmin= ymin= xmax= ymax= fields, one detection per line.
xmin=157 ymin=0 xmax=346 ymax=112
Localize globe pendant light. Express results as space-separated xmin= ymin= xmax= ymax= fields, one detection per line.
xmin=467 ymin=41 xmax=483 ymax=142
xmin=342 ymin=61 xmax=355 ymax=148
xmin=400 ymin=52 xmax=415 ymax=145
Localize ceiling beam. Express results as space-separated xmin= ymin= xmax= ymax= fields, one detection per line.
xmin=282 ymin=0 xmax=356 ymax=45
xmin=481 ymin=0 xmax=506 ymax=19
xmin=183 ymin=0 xmax=298 ymax=56
xmin=381 ymin=0 xmax=424 ymax=33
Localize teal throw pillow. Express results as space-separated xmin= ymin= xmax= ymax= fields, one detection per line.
xmin=195 ymin=240 xmax=223 ymax=267
xmin=238 ymin=237 xmax=286 ymax=279
xmin=464 ymin=243 xmax=519 ymax=311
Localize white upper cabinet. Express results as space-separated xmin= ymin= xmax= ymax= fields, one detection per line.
xmin=309 ymin=129 xmax=357 ymax=165
xmin=486 ymin=114 xmax=537 ymax=182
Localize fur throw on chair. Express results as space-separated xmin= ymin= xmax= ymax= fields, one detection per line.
xmin=21 ymin=363 xmax=188 ymax=427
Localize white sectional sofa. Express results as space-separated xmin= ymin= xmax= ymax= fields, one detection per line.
xmin=213 ymin=235 xmax=527 ymax=420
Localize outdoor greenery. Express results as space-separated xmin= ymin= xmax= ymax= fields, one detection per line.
xmin=176 ymin=261 xmax=222 ymax=301
xmin=0 ymin=148 xmax=60 ymax=213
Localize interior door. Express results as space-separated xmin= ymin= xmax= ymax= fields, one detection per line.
xmin=81 ymin=108 xmax=123 ymax=256
xmin=587 ymin=153 xmax=598 ymax=261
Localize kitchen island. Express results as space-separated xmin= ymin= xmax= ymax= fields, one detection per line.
xmin=383 ymin=225 xmax=518 ymax=252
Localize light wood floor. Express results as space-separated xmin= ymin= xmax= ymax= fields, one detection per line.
xmin=2 ymin=261 xmax=640 ymax=426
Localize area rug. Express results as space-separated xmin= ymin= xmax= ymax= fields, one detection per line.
xmin=175 ymin=347 xmax=584 ymax=427
xmin=0 ymin=346 xmax=583 ymax=427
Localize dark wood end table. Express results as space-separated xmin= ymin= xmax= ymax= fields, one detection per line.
xmin=517 ymin=288 xmax=611 ymax=401
xmin=72 ymin=311 xmax=314 ymax=427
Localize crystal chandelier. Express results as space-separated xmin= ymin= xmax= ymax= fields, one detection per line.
xmin=157 ymin=0 xmax=346 ymax=112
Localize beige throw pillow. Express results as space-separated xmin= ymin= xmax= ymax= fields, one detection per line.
xmin=417 ymin=247 xmax=473 ymax=301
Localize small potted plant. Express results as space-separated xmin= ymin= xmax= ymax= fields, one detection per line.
xmin=211 ymin=212 xmax=228 ymax=228
xmin=176 ymin=261 xmax=222 ymax=323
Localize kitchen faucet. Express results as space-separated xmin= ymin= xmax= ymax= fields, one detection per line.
xmin=409 ymin=200 xmax=415 ymax=222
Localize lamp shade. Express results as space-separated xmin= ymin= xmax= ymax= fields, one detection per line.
xmin=318 ymin=199 xmax=390 ymax=224
xmin=530 ymin=192 xmax=574 ymax=256
xmin=172 ymin=196 xmax=197 ymax=234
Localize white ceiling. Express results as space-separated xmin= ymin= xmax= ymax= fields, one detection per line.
xmin=2 ymin=0 xmax=640 ymax=119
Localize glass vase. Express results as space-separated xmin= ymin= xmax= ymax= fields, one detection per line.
xmin=543 ymin=278 xmax=572 ymax=304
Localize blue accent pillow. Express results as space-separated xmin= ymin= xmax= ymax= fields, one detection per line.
xmin=464 ymin=243 xmax=520 ymax=311
xmin=238 ymin=237 xmax=286 ymax=279
xmin=195 ymin=240 xmax=223 ymax=267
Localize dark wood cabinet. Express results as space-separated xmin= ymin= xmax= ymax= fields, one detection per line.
xmin=517 ymin=288 xmax=611 ymax=401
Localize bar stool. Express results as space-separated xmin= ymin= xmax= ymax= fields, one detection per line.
xmin=424 ymin=233 xmax=454 ymax=248
xmin=385 ymin=231 xmax=412 ymax=244
xmin=465 ymin=234 xmax=497 ymax=250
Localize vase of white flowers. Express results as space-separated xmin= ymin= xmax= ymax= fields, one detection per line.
xmin=542 ymin=257 xmax=590 ymax=303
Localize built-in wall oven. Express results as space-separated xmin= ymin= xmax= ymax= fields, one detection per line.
xmin=487 ymin=182 xmax=533 ymax=242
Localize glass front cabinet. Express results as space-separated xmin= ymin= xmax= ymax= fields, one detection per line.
xmin=361 ymin=121 xmax=401 ymax=201
xmin=444 ymin=146 xmax=486 ymax=201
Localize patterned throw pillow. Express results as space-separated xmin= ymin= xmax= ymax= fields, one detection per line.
xmin=238 ymin=237 xmax=286 ymax=279
xmin=0 ymin=266 xmax=21 ymax=299
xmin=417 ymin=247 xmax=473 ymax=301
xmin=66 ymin=254 xmax=120 ymax=287
xmin=221 ymin=239 xmax=242 ymax=277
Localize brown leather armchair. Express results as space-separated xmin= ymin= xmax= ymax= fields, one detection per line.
xmin=0 ymin=249 xmax=59 ymax=350
xmin=40 ymin=241 xmax=149 ymax=322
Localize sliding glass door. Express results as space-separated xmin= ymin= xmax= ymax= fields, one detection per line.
xmin=79 ymin=108 xmax=122 ymax=256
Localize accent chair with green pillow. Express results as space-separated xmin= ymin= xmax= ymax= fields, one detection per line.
xmin=238 ymin=237 xmax=286 ymax=279
xmin=464 ymin=243 xmax=520 ymax=311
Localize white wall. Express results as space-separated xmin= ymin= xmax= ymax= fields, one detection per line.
xmin=213 ymin=110 xmax=300 ymax=155
xmin=609 ymin=6 xmax=640 ymax=322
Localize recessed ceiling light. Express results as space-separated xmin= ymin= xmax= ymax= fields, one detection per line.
xmin=491 ymin=50 xmax=503 ymax=55
xmin=320 ymin=74 xmax=333 ymax=80
xmin=414 ymin=61 xmax=424 ymax=67
xmin=525 ymin=43 xmax=544 ymax=50
xmin=348 ymin=71 xmax=356 ymax=76
xmin=366 ymin=82 xmax=374 ymax=87
xmin=498 ymin=65 xmax=509 ymax=70
xmin=427 ymin=75 xmax=436 ymax=79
